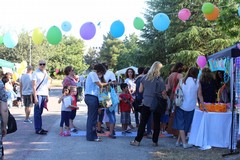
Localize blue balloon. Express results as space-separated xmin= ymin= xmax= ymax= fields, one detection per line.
xmin=110 ymin=20 xmax=125 ymax=38
xmin=238 ymin=7 xmax=240 ymax=16
xmin=3 ymin=32 xmax=18 ymax=48
xmin=153 ymin=13 xmax=170 ymax=31
xmin=61 ymin=21 xmax=72 ymax=32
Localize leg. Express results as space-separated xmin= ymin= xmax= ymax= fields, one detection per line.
xmin=152 ymin=111 xmax=161 ymax=143
xmin=135 ymin=106 xmax=151 ymax=142
xmin=85 ymin=95 xmax=98 ymax=141
xmin=60 ymin=111 xmax=66 ymax=133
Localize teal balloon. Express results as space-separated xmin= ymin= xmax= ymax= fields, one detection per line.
xmin=110 ymin=20 xmax=125 ymax=38
xmin=0 ymin=36 xmax=3 ymax=45
xmin=61 ymin=21 xmax=72 ymax=32
xmin=3 ymin=32 xmax=18 ymax=48
xmin=153 ymin=13 xmax=170 ymax=31
xmin=133 ymin=17 xmax=144 ymax=30
xmin=46 ymin=26 xmax=62 ymax=45
xmin=238 ymin=7 xmax=240 ymax=16
xmin=202 ymin=3 xmax=214 ymax=14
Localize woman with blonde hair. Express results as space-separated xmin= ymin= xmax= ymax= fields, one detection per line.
xmin=130 ymin=61 xmax=167 ymax=147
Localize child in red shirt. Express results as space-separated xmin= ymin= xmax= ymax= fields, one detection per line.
xmin=70 ymin=86 xmax=79 ymax=132
xmin=119 ymin=83 xmax=134 ymax=135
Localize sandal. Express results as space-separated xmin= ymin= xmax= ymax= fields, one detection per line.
xmin=36 ymin=130 xmax=47 ymax=135
xmin=130 ymin=140 xmax=140 ymax=146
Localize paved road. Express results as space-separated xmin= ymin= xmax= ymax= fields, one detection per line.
xmin=4 ymin=88 xmax=164 ymax=160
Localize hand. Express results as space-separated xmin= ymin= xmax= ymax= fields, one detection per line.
xmin=34 ymin=97 xmax=38 ymax=104
xmin=2 ymin=128 xmax=7 ymax=137
xmin=46 ymin=97 xmax=49 ymax=103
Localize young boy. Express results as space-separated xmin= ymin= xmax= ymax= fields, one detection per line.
xmin=69 ymin=86 xmax=79 ymax=133
xmin=119 ymin=83 xmax=133 ymax=135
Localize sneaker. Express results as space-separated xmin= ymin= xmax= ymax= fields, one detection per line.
xmin=176 ymin=142 xmax=183 ymax=147
xmin=94 ymin=138 xmax=102 ymax=142
xmin=125 ymin=130 xmax=132 ymax=134
xmin=64 ymin=131 xmax=71 ymax=136
xmin=112 ymin=130 xmax=116 ymax=135
xmin=162 ymin=131 xmax=168 ymax=135
xmin=24 ymin=119 xmax=32 ymax=123
xmin=97 ymin=130 xmax=105 ymax=134
xmin=36 ymin=130 xmax=47 ymax=135
xmin=71 ymin=128 xmax=78 ymax=133
xmin=183 ymin=143 xmax=193 ymax=149
xmin=108 ymin=134 xmax=116 ymax=139
xmin=152 ymin=142 xmax=158 ymax=147
xmin=130 ymin=140 xmax=140 ymax=146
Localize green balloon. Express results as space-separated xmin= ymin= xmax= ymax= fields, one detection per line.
xmin=0 ymin=36 xmax=3 ymax=45
xmin=46 ymin=26 xmax=62 ymax=45
xmin=202 ymin=3 xmax=214 ymax=14
xmin=133 ymin=17 xmax=144 ymax=30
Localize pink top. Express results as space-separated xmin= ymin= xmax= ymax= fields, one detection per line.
xmin=62 ymin=76 xmax=77 ymax=87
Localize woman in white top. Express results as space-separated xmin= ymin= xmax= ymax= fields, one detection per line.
xmin=173 ymin=67 xmax=199 ymax=149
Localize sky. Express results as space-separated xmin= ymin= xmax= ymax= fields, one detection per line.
xmin=0 ymin=0 xmax=147 ymax=48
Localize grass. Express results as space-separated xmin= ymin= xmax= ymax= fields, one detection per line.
xmin=50 ymin=79 xmax=63 ymax=87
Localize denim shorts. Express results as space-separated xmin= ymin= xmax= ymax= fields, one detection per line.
xmin=120 ymin=112 xmax=131 ymax=124
xmin=106 ymin=109 xmax=116 ymax=124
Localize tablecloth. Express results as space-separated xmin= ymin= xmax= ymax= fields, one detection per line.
xmin=189 ymin=109 xmax=232 ymax=148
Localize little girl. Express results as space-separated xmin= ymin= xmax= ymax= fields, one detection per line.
xmin=58 ymin=86 xmax=78 ymax=136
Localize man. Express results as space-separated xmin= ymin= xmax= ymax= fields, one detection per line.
xmin=32 ymin=60 xmax=49 ymax=135
xmin=0 ymin=71 xmax=9 ymax=159
xmin=20 ymin=66 xmax=33 ymax=123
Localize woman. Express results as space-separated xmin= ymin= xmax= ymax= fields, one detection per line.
xmin=62 ymin=66 xmax=78 ymax=87
xmin=173 ymin=67 xmax=199 ymax=149
xmin=130 ymin=61 xmax=167 ymax=146
xmin=84 ymin=63 xmax=108 ymax=142
xmin=198 ymin=67 xmax=217 ymax=104
xmin=62 ymin=66 xmax=78 ymax=132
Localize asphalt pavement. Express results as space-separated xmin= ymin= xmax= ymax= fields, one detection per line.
xmin=3 ymin=88 xmax=163 ymax=160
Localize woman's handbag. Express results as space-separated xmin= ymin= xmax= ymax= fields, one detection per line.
xmin=7 ymin=110 xmax=17 ymax=134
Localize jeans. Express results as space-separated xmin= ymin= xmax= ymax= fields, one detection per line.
xmin=85 ymin=95 xmax=99 ymax=141
xmin=60 ymin=111 xmax=71 ymax=127
xmin=34 ymin=95 xmax=47 ymax=132
xmin=135 ymin=105 xmax=161 ymax=143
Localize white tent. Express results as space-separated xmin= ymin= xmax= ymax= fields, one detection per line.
xmin=115 ymin=66 xmax=138 ymax=82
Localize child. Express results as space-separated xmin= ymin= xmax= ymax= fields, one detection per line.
xmin=69 ymin=86 xmax=79 ymax=133
xmin=58 ymin=86 xmax=78 ymax=136
xmin=160 ymin=96 xmax=170 ymax=135
xmin=119 ymin=83 xmax=133 ymax=135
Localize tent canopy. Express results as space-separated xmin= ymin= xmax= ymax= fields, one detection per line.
xmin=115 ymin=66 xmax=138 ymax=76
xmin=0 ymin=59 xmax=15 ymax=70
xmin=207 ymin=43 xmax=240 ymax=60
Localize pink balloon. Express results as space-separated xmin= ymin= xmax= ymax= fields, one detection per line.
xmin=55 ymin=69 xmax=59 ymax=74
xmin=178 ymin=8 xmax=191 ymax=21
xmin=197 ymin=56 xmax=207 ymax=68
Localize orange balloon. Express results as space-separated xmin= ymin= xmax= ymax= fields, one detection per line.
xmin=204 ymin=6 xmax=220 ymax=21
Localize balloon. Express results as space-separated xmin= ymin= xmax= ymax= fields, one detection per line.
xmin=0 ymin=36 xmax=3 ymax=45
xmin=32 ymin=28 xmax=44 ymax=45
xmin=178 ymin=8 xmax=191 ymax=21
xmin=153 ymin=13 xmax=170 ymax=31
xmin=133 ymin=17 xmax=144 ymax=30
xmin=202 ymin=2 xmax=214 ymax=14
xmin=80 ymin=22 xmax=96 ymax=40
xmin=55 ymin=69 xmax=59 ymax=74
xmin=46 ymin=26 xmax=62 ymax=45
xmin=17 ymin=68 xmax=24 ymax=75
xmin=197 ymin=56 xmax=207 ymax=69
xmin=3 ymin=32 xmax=18 ymax=48
xmin=20 ymin=61 xmax=27 ymax=69
xmin=61 ymin=21 xmax=72 ymax=32
xmin=12 ymin=73 xmax=19 ymax=82
xmin=204 ymin=6 xmax=220 ymax=21
xmin=110 ymin=20 xmax=125 ymax=38
xmin=238 ymin=7 xmax=240 ymax=16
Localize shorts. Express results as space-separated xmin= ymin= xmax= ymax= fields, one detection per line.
xmin=173 ymin=107 xmax=194 ymax=133
xmin=106 ymin=109 xmax=116 ymax=124
xmin=23 ymin=95 xmax=33 ymax=107
xmin=160 ymin=114 xmax=169 ymax=123
xmin=120 ymin=112 xmax=131 ymax=124
xmin=70 ymin=109 xmax=77 ymax=120
xmin=17 ymin=97 xmax=22 ymax=102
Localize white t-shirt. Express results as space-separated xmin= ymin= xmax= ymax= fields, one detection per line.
xmin=78 ymin=75 xmax=85 ymax=87
xmin=180 ymin=77 xmax=199 ymax=111
xmin=124 ymin=78 xmax=136 ymax=92
xmin=84 ymin=72 xmax=100 ymax=97
xmin=104 ymin=70 xmax=116 ymax=82
xmin=20 ymin=73 xmax=33 ymax=95
xmin=32 ymin=69 xmax=49 ymax=96
xmin=61 ymin=96 xmax=72 ymax=111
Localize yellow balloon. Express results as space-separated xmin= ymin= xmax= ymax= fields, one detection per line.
xmin=17 ymin=68 xmax=24 ymax=75
xmin=20 ymin=61 xmax=27 ymax=68
xmin=32 ymin=28 xmax=44 ymax=45
xmin=12 ymin=73 xmax=19 ymax=82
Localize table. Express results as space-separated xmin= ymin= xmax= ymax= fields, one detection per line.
xmin=189 ymin=109 xmax=232 ymax=148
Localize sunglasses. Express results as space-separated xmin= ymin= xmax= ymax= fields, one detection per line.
xmin=39 ymin=63 xmax=46 ymax=66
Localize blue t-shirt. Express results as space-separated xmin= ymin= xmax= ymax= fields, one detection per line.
xmin=84 ymin=72 xmax=100 ymax=97
xmin=0 ymin=80 xmax=8 ymax=102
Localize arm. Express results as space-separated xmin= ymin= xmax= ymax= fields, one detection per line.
xmin=20 ymin=80 xmax=23 ymax=98
xmin=198 ymin=83 xmax=207 ymax=111
xmin=32 ymin=80 xmax=38 ymax=104
xmin=0 ymin=101 xmax=8 ymax=137
xmin=139 ymin=83 xmax=144 ymax=93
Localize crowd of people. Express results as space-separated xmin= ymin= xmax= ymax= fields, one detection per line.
xmin=0 ymin=59 xmax=230 ymax=158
